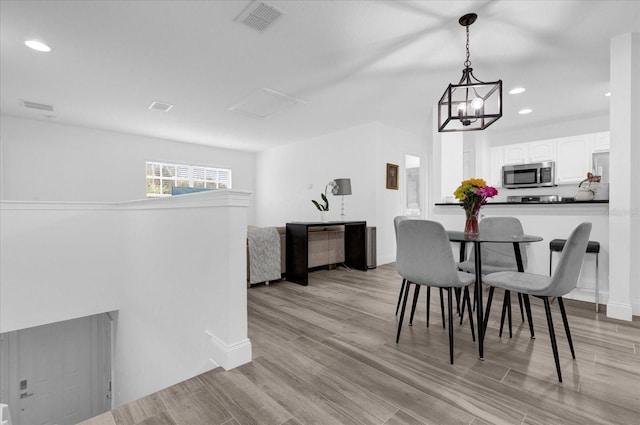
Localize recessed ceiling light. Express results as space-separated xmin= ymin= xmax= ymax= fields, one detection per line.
xmin=605 ymin=92 xmax=611 ymax=97
xmin=25 ymin=40 xmax=52 ymax=52
xmin=518 ymin=108 xmax=533 ymax=115
xmin=509 ymin=87 xmax=526 ymax=94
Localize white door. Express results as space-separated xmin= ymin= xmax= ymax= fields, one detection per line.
xmin=10 ymin=315 xmax=109 ymax=425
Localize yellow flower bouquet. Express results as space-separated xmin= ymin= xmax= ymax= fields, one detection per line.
xmin=454 ymin=178 xmax=498 ymax=235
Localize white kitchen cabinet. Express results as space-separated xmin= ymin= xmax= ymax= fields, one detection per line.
xmin=555 ymin=134 xmax=594 ymax=183
xmin=503 ymin=143 xmax=529 ymax=164
xmin=488 ymin=146 xmax=504 ymax=187
xmin=503 ymin=140 xmax=555 ymax=165
xmin=483 ymin=131 xmax=606 ymax=187
xmin=528 ymin=140 xmax=556 ymax=162
xmin=593 ymin=131 xmax=610 ymax=151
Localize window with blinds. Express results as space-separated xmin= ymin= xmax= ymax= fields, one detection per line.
xmin=146 ymin=161 xmax=232 ymax=197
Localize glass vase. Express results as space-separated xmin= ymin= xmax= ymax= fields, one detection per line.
xmin=464 ymin=213 xmax=479 ymax=237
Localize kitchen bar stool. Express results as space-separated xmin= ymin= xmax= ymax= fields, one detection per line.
xmin=549 ymin=238 xmax=600 ymax=312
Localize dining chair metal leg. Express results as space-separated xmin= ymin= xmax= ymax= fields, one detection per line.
xmin=395 ymin=279 xmax=406 ymax=315
xmin=503 ymin=291 xmax=513 ymax=338
xmin=542 ymin=296 xmax=563 ymax=382
xmin=447 ymin=288 xmax=454 ymax=364
xmin=499 ymin=290 xmax=514 ymax=338
xmin=557 ymin=297 xmax=576 ymax=359
xmin=459 ymin=283 xmax=479 ymax=320
xmin=464 ymin=286 xmax=475 ymax=342
xmin=440 ymin=288 xmax=446 ymax=329
xmin=426 ymin=286 xmax=431 ymax=327
xmin=499 ymin=291 xmax=509 ymax=337
xmin=517 ymin=293 xmax=525 ymax=321
xmin=459 ymin=289 xmax=466 ymax=322
xmin=499 ymin=291 xmax=526 ymax=338
xmin=409 ymin=284 xmax=421 ymax=326
xmin=523 ymin=294 xmax=535 ymax=339
xmin=483 ymin=286 xmax=496 ymax=334
xmin=396 ymin=281 xmax=412 ymax=343
xmin=507 ymin=292 xmax=513 ymax=338
xmin=454 ymin=287 xmax=462 ymax=315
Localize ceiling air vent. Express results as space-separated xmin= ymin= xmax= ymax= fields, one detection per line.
xmin=228 ymin=88 xmax=305 ymax=119
xmin=22 ymin=100 xmax=54 ymax=112
xmin=148 ymin=101 xmax=174 ymax=112
xmin=234 ymin=1 xmax=284 ymax=32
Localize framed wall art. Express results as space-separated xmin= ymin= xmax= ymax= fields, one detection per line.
xmin=386 ymin=163 xmax=399 ymax=190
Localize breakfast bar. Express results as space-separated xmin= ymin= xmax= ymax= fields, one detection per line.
xmin=432 ymin=200 xmax=609 ymax=309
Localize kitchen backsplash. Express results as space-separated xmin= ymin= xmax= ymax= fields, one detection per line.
xmin=489 ymin=182 xmax=609 ymax=202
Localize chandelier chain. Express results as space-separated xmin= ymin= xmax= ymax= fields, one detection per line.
xmin=464 ymin=24 xmax=471 ymax=68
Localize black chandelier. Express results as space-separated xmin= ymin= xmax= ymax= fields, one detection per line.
xmin=438 ymin=13 xmax=502 ymax=132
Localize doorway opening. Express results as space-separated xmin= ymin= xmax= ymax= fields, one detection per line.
xmin=0 ymin=312 xmax=113 ymax=425
xmin=405 ymin=154 xmax=421 ymax=216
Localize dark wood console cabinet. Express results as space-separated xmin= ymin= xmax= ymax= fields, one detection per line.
xmin=285 ymin=221 xmax=367 ymax=285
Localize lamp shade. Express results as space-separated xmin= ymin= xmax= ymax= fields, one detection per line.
xmin=334 ymin=178 xmax=352 ymax=195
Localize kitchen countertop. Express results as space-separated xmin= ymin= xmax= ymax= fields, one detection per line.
xmin=435 ymin=200 xmax=609 ymax=206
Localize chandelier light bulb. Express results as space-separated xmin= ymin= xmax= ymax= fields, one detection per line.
xmin=471 ymin=97 xmax=484 ymax=110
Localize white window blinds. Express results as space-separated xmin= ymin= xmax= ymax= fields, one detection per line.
xmin=146 ymin=161 xmax=232 ymax=197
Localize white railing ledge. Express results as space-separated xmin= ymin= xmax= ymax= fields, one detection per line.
xmin=1 ymin=189 xmax=253 ymax=211
xmin=119 ymin=189 xmax=252 ymax=210
xmin=0 ymin=200 xmax=117 ymax=211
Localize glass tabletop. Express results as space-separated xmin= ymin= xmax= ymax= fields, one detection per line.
xmin=447 ymin=230 xmax=543 ymax=243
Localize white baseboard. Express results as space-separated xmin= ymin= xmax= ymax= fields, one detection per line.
xmin=193 ymin=358 xmax=219 ymax=376
xmin=377 ymin=255 xmax=395 ymax=266
xmin=606 ymin=301 xmax=634 ymax=321
xmin=565 ymin=287 xmax=607 ymax=305
xmin=204 ymin=330 xmax=252 ymax=370
xmin=1 ymin=403 xmax=12 ymax=425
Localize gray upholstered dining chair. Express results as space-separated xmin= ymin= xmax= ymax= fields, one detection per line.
xmin=482 ymin=222 xmax=592 ymax=382
xmin=394 ymin=216 xmax=446 ymax=328
xmin=396 ymin=219 xmax=476 ymax=364
xmin=393 ymin=216 xmax=411 ymax=315
xmin=458 ymin=217 xmax=534 ymax=338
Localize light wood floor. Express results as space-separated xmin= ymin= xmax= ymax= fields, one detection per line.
xmin=82 ymin=264 xmax=640 ymax=425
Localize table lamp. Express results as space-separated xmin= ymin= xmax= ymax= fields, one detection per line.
xmin=333 ymin=178 xmax=352 ymax=221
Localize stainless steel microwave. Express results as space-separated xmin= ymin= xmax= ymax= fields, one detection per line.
xmin=502 ymin=161 xmax=556 ymax=188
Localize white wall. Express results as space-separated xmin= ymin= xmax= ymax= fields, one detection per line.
xmin=608 ymin=32 xmax=640 ymax=321
xmin=254 ymin=121 xmax=424 ymax=265
xmin=483 ymin=114 xmax=610 ymax=148
xmin=0 ymin=115 xmax=257 ymax=222
xmin=0 ymin=191 xmax=252 ymax=407
xmin=439 ymin=132 xmax=463 ymax=202
xmin=0 ymin=203 xmax=123 ymax=332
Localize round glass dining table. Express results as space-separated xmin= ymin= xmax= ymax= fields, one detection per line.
xmin=447 ymin=230 xmax=544 ymax=360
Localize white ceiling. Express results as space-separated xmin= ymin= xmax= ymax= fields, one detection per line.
xmin=1 ymin=0 xmax=639 ymax=152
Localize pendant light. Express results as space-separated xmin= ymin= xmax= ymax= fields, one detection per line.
xmin=438 ymin=13 xmax=502 ymax=132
